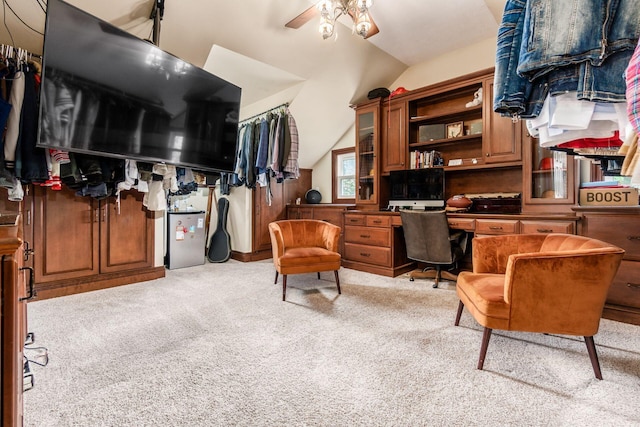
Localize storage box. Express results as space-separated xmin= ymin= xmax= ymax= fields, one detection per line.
xmin=579 ymin=187 xmax=639 ymax=206
xmin=418 ymin=124 xmax=445 ymax=142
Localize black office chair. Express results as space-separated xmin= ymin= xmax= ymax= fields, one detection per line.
xmin=400 ymin=210 xmax=468 ymax=288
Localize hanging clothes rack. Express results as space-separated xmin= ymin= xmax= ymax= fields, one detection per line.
xmin=0 ymin=44 xmax=42 ymax=62
xmin=239 ymin=102 xmax=289 ymax=125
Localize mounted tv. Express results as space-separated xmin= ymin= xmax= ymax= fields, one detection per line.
xmin=38 ymin=0 xmax=242 ymax=174
xmin=388 ymin=168 xmax=445 ymax=209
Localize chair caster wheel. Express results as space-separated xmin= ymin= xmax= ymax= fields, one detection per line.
xmin=409 ymin=277 xmax=415 ymax=281
xmin=432 ymin=283 xmax=438 ymax=289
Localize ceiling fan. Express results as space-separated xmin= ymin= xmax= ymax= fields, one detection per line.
xmin=285 ymin=0 xmax=380 ymax=40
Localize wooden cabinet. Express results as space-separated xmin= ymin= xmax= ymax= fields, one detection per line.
xmin=30 ymin=186 xmax=162 ymax=299
xmin=287 ymin=204 xmax=350 ymax=255
xmin=342 ymin=212 xmax=413 ymax=277
xmin=359 ymin=69 xmax=527 ymax=209
xmin=381 ymin=98 xmax=407 ymax=173
xmin=252 ymin=169 xmax=311 ymax=258
xmin=574 ymin=207 xmax=640 ymax=325
xmin=354 ymin=99 xmax=382 ymax=206
xmin=522 ymin=131 xmax=577 ymax=214
xmin=405 ymin=69 xmax=521 ymax=173
xmin=482 ymin=76 xmax=522 ymax=164
xmin=447 ymin=215 xmax=578 ymax=235
xmin=1 ymin=214 xmax=28 ymax=427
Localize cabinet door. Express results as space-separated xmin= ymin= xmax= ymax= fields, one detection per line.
xmin=33 ymin=186 xmax=99 ymax=283
xmin=355 ymin=100 xmax=380 ymax=205
xmin=100 ymin=190 xmax=154 ymax=273
xmin=522 ymin=133 xmax=576 ymax=213
xmin=482 ymin=77 xmax=522 ymax=164
xmin=253 ymin=181 xmax=285 ymax=253
xmin=381 ymin=99 xmax=407 ymax=173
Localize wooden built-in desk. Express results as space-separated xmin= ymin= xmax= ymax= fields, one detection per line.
xmin=341 ymin=210 xmax=579 ymax=277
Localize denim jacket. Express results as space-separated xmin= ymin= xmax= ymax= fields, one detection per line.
xmin=518 ymin=0 xmax=640 ymax=80
xmin=494 ymin=0 xmax=639 ymax=118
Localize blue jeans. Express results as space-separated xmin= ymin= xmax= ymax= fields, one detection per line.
xmin=518 ymin=0 xmax=640 ymax=80
xmin=493 ymin=0 xmax=637 ymax=118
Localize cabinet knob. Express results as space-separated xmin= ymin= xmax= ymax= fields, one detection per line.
xmin=486 ymin=153 xmax=490 ymax=157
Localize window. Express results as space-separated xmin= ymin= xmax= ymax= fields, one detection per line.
xmin=332 ymin=148 xmax=356 ymax=203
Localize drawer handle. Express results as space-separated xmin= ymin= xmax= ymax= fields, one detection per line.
xmin=536 ymin=228 xmax=553 ymax=233
xmin=449 ymin=222 xmax=458 ymax=226
xmin=627 ymin=236 xmax=640 ymax=241
xmin=627 ymin=283 xmax=640 ymax=289
xmin=360 ymin=253 xmax=371 ymax=257
xmin=360 ymin=234 xmax=371 ymax=239
xmin=349 ymin=219 xmax=359 ymax=223
xmin=372 ymin=220 xmax=382 ymax=224
xmin=489 ymin=226 xmax=503 ymax=230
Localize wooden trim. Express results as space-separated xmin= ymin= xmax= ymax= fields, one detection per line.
xmin=32 ymin=266 xmax=166 ymax=301
xmin=231 ymin=250 xmax=272 ymax=262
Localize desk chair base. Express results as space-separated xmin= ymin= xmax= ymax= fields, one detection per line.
xmin=409 ymin=266 xmax=458 ymax=288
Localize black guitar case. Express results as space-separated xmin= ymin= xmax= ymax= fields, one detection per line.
xmin=207 ymin=197 xmax=231 ymax=263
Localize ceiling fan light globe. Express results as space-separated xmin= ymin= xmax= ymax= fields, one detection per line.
xmin=355 ymin=11 xmax=371 ymax=37
xmin=317 ymin=0 xmax=334 ymax=12
xmin=356 ymin=0 xmax=373 ymax=9
xmin=319 ymin=20 xmax=334 ymax=39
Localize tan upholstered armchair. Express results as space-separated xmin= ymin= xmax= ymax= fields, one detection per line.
xmin=268 ymin=219 xmax=342 ymax=301
xmin=455 ymin=233 xmax=625 ymax=379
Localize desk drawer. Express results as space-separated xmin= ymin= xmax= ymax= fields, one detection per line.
xmin=448 ymin=218 xmax=475 ymax=231
xmin=366 ymin=215 xmax=391 ymax=227
xmin=606 ymin=260 xmax=640 ymax=309
xmin=519 ymin=220 xmax=575 ymax=235
xmin=344 ymin=243 xmax=391 ymax=267
xmin=344 ymin=214 xmax=365 ymax=226
xmin=475 ymin=219 xmax=519 ymax=235
xmin=583 ymin=215 xmax=640 ymax=260
xmin=345 ymin=226 xmax=391 ymax=246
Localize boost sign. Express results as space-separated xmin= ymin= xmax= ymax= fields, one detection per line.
xmin=579 ymin=188 xmax=639 ymax=206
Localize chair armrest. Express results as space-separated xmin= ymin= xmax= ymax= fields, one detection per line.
xmin=268 ymin=223 xmax=285 ymax=260
xmin=321 ymin=222 xmax=341 ymax=253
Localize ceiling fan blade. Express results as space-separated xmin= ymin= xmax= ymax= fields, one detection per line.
xmin=285 ymin=5 xmax=319 ymax=29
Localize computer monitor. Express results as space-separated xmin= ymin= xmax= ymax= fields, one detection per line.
xmin=388 ymin=168 xmax=445 ymax=210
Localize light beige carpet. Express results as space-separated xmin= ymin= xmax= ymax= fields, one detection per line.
xmin=23 ymin=260 xmax=640 ymax=426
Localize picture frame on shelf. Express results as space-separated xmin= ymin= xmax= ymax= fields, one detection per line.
xmin=446 ymin=121 xmax=464 ymax=138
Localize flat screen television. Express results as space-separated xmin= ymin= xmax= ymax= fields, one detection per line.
xmin=388 ymin=168 xmax=445 ymax=209
xmin=37 ymin=0 xmax=242 ymax=174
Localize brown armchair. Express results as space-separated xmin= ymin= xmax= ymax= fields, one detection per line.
xmin=268 ymin=219 xmax=342 ymax=301
xmin=454 ymin=233 xmax=624 ymax=379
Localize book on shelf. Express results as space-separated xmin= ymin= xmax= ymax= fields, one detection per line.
xmin=410 ymin=150 xmax=443 ymax=169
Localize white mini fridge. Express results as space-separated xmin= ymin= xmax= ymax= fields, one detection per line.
xmin=166 ymin=211 xmax=207 ymax=269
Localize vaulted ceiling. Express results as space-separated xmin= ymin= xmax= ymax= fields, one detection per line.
xmin=1 ymin=0 xmax=506 ymax=168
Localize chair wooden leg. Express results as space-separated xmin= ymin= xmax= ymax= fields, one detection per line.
xmin=334 ymin=270 xmax=341 ymax=294
xmin=455 ymin=301 xmax=464 ymax=326
xmin=433 ymin=266 xmax=441 ymax=288
xmin=317 ymin=272 xmax=321 ymax=280
xmin=274 ymin=271 xmax=279 ymax=284
xmin=282 ymin=275 xmax=287 ymax=301
xmin=584 ymin=336 xmax=603 ymax=380
xmin=477 ymin=327 xmax=492 ymax=370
